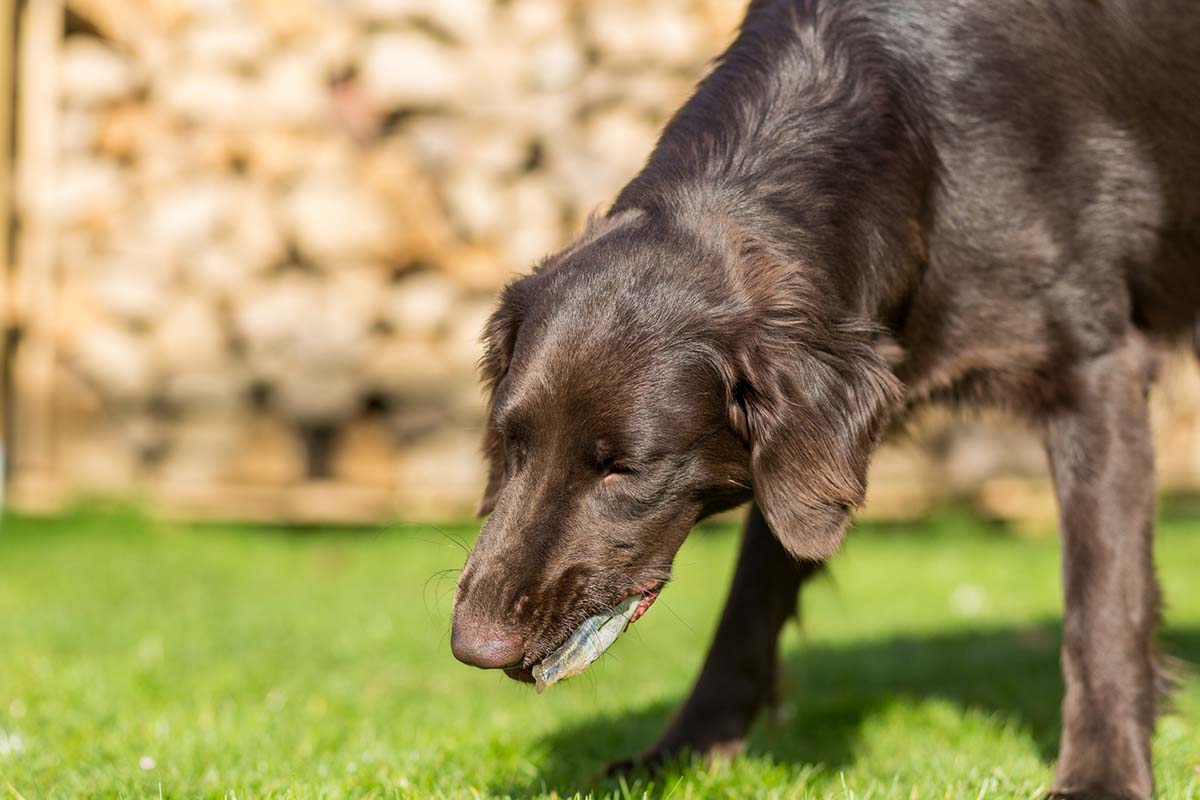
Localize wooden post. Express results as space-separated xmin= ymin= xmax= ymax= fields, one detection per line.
xmin=10 ymin=0 xmax=63 ymax=497
xmin=0 ymin=0 xmax=17 ymax=505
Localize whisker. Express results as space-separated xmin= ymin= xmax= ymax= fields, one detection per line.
xmin=398 ymin=521 xmax=474 ymax=555
xmin=655 ymin=596 xmax=695 ymax=634
xmin=424 ymin=568 xmax=462 ymax=620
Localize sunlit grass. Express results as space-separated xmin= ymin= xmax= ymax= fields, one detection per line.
xmin=0 ymin=506 xmax=1197 ymax=799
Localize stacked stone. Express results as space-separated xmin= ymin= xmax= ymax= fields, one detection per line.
xmin=18 ymin=0 xmax=1200 ymax=524
xmin=22 ymin=0 xmax=743 ymax=519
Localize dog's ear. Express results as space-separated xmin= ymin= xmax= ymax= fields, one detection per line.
xmin=724 ymin=263 xmax=901 ymax=560
xmin=476 ymin=280 xmax=528 ymax=516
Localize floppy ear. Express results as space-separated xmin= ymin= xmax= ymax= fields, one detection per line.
xmin=476 ymin=281 xmax=527 ymax=516
xmin=726 ymin=281 xmax=901 ymax=560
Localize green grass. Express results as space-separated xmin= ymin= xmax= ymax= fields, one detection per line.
xmin=0 ymin=507 xmax=1197 ymax=799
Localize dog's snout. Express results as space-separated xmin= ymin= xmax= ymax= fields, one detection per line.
xmin=451 ymin=619 xmax=523 ymax=669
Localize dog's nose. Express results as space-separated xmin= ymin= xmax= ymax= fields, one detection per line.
xmin=451 ymin=621 xmax=523 ymax=669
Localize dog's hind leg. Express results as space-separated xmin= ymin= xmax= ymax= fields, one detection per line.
xmin=1042 ymin=333 xmax=1163 ymax=800
xmin=607 ymin=502 xmax=820 ymax=773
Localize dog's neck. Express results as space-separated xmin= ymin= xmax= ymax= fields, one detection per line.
xmin=611 ymin=2 xmax=934 ymax=330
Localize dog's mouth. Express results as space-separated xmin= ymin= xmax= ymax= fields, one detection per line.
xmin=627 ymin=583 xmax=661 ymax=624
xmin=504 ymin=583 xmax=663 ymax=685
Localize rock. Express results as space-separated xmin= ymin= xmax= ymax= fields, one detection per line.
xmin=59 ymin=108 xmax=99 ymax=154
xmin=234 ymin=278 xmax=312 ymax=374
xmin=283 ymin=171 xmax=398 ymax=263
xmin=225 ymin=182 xmax=288 ymax=277
xmin=157 ymin=415 xmax=244 ymax=485
xmin=362 ymin=337 xmax=451 ymax=400
xmin=275 ymin=370 xmax=362 ymax=425
xmin=439 ymin=243 xmax=508 ymax=292
xmin=351 ymin=0 xmax=417 ymax=23
xmin=586 ymin=4 xmax=705 ymax=69
xmin=423 ymin=0 xmax=492 ymax=42
xmin=94 ymin=265 xmax=170 ymax=324
xmin=243 ymin=129 xmax=348 ymax=183
xmin=583 ymin=107 xmax=659 ymax=174
xmin=624 ymin=73 xmax=692 ymax=115
xmin=96 ymin=103 xmax=170 ymax=161
xmin=60 ymin=36 xmax=135 ymax=106
xmin=405 ymin=116 xmax=463 ymax=170
xmin=443 ymin=298 xmax=495 ymax=376
xmin=182 ymin=127 xmax=245 ymax=173
xmin=331 ymin=418 xmax=397 ymax=486
xmin=49 ymin=157 xmax=126 ymax=227
xmin=173 ymin=0 xmax=241 ymax=20
xmin=641 ymin=6 xmax=707 ymax=68
xmin=150 ymin=297 xmax=227 ymax=370
xmin=186 ymin=244 xmax=245 ymax=296
xmin=466 ymin=128 xmax=532 ymax=177
xmin=442 ymin=171 xmax=505 ymax=241
xmin=86 ymin=240 xmax=176 ymax=326
xmin=309 ymin=20 xmax=359 ymax=75
xmin=164 ymin=368 xmax=247 ymax=413
xmin=354 ymin=0 xmax=490 ymax=40
xmin=227 ymin=415 xmax=307 ymax=484
xmin=235 ymin=276 xmax=371 ymax=423
xmin=71 ymin=324 xmax=154 ymax=401
xmin=500 ymin=176 xmax=564 ymax=268
xmin=460 ymin=43 xmax=537 ymax=118
xmin=381 ymin=271 xmax=458 ymax=338
xmin=394 ymin=432 xmax=485 ymax=519
xmin=255 ymin=49 xmax=331 ymax=126
xmin=158 ymin=68 xmax=255 ymax=126
xmin=250 ymin=0 xmax=334 ymax=39
xmin=504 ymin=0 xmax=569 ymax=42
xmin=52 ymin=278 xmax=104 ymax=345
xmin=184 ymin=19 xmax=270 ymax=67
xmin=979 ymin=477 xmax=1060 ymax=535
xmin=528 ymin=36 xmax=585 ymax=92
xmin=359 ymin=31 xmax=461 ymax=109
xmin=360 ymin=141 xmax=456 ymax=257
xmin=59 ymin=424 xmax=139 ymax=491
xmin=140 ymin=179 xmax=237 ymax=255
xmin=329 ymin=264 xmax=388 ymax=322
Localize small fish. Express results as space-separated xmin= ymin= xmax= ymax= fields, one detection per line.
xmin=532 ymin=595 xmax=640 ymax=693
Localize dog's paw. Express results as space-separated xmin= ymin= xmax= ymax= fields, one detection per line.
xmin=602 ymin=735 xmax=744 ymax=779
xmin=1047 ymin=788 xmax=1147 ymax=800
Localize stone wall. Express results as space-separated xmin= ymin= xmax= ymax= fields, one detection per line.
xmin=6 ymin=0 xmax=1200 ymax=523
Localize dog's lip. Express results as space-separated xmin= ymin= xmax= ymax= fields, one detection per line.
xmin=628 ymin=583 xmax=662 ymax=625
xmin=504 ymin=665 xmax=535 ymax=683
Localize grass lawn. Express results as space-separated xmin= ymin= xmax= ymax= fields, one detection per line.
xmin=0 ymin=507 xmax=1197 ymax=799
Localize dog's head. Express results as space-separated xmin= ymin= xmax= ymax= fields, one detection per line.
xmin=450 ymin=209 xmax=899 ymax=680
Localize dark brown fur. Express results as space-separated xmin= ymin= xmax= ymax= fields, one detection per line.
xmin=451 ymin=2 xmax=1200 ymax=797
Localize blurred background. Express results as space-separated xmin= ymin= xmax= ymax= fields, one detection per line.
xmin=3 ymin=0 xmax=1200 ymax=526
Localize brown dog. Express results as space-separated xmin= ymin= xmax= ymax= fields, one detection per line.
xmin=451 ymin=1 xmax=1200 ymax=797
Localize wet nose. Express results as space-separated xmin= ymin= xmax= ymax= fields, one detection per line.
xmin=451 ymin=620 xmax=523 ymax=669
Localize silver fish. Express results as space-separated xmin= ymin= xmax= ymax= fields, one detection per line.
xmin=531 ymin=594 xmax=640 ymax=693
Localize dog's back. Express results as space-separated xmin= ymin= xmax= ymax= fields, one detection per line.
xmin=896 ymin=0 xmax=1200 ymax=341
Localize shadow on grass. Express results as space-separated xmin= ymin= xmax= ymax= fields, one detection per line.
xmin=491 ymin=622 xmax=1200 ymax=797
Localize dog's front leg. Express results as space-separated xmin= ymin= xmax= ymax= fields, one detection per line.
xmin=610 ymin=503 xmax=820 ymax=773
xmin=1043 ymin=337 xmax=1163 ymax=800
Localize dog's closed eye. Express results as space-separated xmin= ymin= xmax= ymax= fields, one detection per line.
xmin=601 ymin=462 xmax=637 ymax=484
xmin=595 ymin=439 xmax=637 ymax=483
